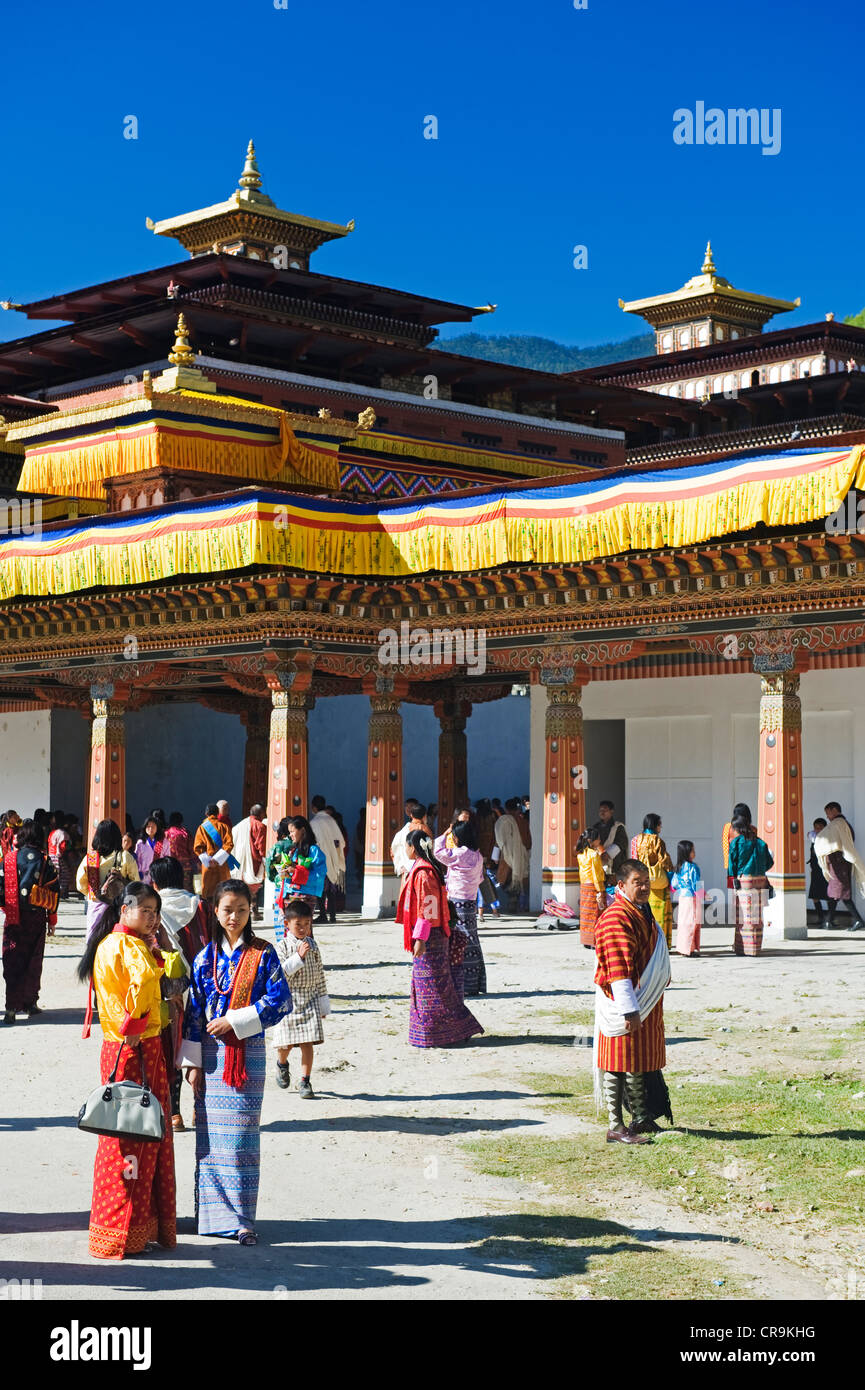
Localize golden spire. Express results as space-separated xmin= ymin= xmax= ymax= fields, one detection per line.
xmin=238 ymin=140 xmax=262 ymax=193
xmin=701 ymin=240 xmax=716 ymax=275
xmin=168 ymin=313 xmax=196 ymax=367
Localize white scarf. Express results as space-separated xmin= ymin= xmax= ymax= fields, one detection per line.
xmin=602 ymin=820 xmax=626 ymax=862
xmin=156 ymin=887 xmax=200 ymax=972
xmin=592 ymin=913 xmax=671 ymax=1111
xmin=311 ymin=812 xmax=345 ymax=887
xmin=814 ymin=817 xmax=865 ymax=889
xmin=494 ymin=814 xmax=529 ymax=882
xmin=232 ymin=816 xmax=265 ymax=886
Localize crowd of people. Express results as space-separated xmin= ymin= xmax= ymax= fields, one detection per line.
xmin=1 ymin=782 xmax=862 ymax=1256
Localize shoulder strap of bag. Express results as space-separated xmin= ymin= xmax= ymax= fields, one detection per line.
xmin=105 ymin=1039 xmax=150 ymax=1091
xmin=106 ymin=1039 xmax=126 ymax=1081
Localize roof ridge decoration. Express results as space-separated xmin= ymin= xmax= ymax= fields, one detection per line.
xmin=618 ymin=241 xmax=801 ymax=337
xmin=145 ymin=140 xmax=353 ymax=269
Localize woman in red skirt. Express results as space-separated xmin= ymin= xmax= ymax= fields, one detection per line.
xmin=78 ymin=882 xmax=176 ymax=1259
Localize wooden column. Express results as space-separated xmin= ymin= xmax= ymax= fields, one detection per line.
xmin=757 ymin=667 xmax=807 ymax=940
xmin=361 ymin=680 xmax=406 ymax=919
xmin=81 ymin=708 xmax=94 ymax=834
xmin=87 ymin=682 xmax=127 ymax=842
xmin=541 ymin=679 xmax=586 ymax=910
xmin=265 ymin=689 xmax=311 ymax=851
xmin=241 ymin=699 xmax=270 ymax=814
xmin=435 ymin=698 xmax=470 ymax=829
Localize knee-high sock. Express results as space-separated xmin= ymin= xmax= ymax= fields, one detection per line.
xmin=603 ymin=1071 xmax=625 ymax=1128
xmin=625 ymin=1071 xmax=651 ymax=1127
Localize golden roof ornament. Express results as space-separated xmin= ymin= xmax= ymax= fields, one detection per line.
xmin=168 ymin=313 xmax=196 ymax=367
xmin=357 ymin=406 xmax=377 ymax=430
xmin=149 ymin=140 xmax=353 ymax=265
xmin=619 ymin=241 xmax=799 ymax=340
xmin=156 ymin=314 xmax=216 ymax=393
xmin=238 ymin=140 xmax=263 ymax=194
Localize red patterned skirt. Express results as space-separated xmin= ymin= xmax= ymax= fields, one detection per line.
xmin=734 ymin=876 xmax=767 ymax=956
xmin=88 ymin=1036 xmax=176 ymax=1259
xmin=579 ymin=882 xmax=600 ymax=948
xmin=597 ymin=999 xmax=665 ymax=1073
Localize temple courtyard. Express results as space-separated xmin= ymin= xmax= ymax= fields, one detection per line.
xmin=1 ymin=902 xmax=863 ymax=1301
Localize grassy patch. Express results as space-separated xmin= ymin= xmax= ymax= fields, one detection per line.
xmin=514 ymin=1068 xmax=865 ymax=1234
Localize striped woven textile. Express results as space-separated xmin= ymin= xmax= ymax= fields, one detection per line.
xmin=194 ymin=1032 xmax=266 ymax=1236
xmin=594 ymin=896 xmax=666 ymax=1073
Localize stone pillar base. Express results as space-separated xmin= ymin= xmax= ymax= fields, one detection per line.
xmin=361 ymin=874 xmax=401 ymax=920
xmin=763 ymin=887 xmax=807 ymax=941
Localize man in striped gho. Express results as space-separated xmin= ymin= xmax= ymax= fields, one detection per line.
xmin=593 ymin=858 xmax=671 ymax=1145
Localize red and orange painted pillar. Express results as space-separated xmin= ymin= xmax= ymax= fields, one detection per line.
xmin=241 ymin=700 xmax=271 ymax=815
xmin=361 ymin=677 xmax=407 ymax=919
xmin=265 ymin=667 xmax=314 ymax=850
xmin=541 ymin=679 xmax=586 ymax=910
xmin=87 ymin=681 xmax=127 ymax=843
xmin=435 ymin=698 xmax=470 ymax=830
xmin=756 ymin=665 xmax=807 ymax=940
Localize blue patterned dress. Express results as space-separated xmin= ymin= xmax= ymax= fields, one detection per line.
xmin=180 ymin=936 xmax=292 ymax=1237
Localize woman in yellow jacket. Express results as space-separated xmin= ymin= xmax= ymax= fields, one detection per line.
xmin=632 ymin=813 xmax=674 ymax=947
xmin=78 ymin=882 xmax=177 ymax=1260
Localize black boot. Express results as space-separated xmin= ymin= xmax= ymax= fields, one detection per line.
xmin=625 ymin=1072 xmax=663 ymax=1135
xmin=844 ymin=900 xmax=864 ymax=932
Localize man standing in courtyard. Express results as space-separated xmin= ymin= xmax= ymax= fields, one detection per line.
xmin=815 ymin=803 xmax=865 ymax=932
xmin=232 ymin=803 xmax=267 ymax=921
xmin=310 ymin=795 xmax=346 ymax=924
xmin=390 ymin=798 xmax=426 ymax=883
xmin=494 ymin=798 xmax=531 ymax=911
xmin=598 ymin=800 xmax=629 ymax=888
xmin=593 ymin=858 xmax=670 ymax=1144
xmin=193 ymin=802 xmax=236 ymax=900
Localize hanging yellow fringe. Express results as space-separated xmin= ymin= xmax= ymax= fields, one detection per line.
xmin=13 ymin=391 xmax=340 ymax=500
xmin=1 ymin=445 xmax=863 ymax=602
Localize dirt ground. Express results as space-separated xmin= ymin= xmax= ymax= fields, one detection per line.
xmin=0 ymin=901 xmax=862 ymax=1300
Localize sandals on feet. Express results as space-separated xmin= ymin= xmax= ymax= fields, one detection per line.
xmin=237 ymin=1229 xmax=258 ymax=1246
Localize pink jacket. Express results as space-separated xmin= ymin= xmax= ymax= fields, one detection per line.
xmin=433 ymin=833 xmax=485 ymax=902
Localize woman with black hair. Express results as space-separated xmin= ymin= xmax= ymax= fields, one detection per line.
xmin=150 ymin=855 xmax=211 ymax=1132
xmin=75 ymin=818 xmax=138 ymax=942
xmin=1 ymin=819 xmax=59 ymax=1023
xmin=178 ymin=878 xmax=291 ymax=1245
xmin=630 ymin=813 xmax=674 ymax=947
xmin=433 ymin=819 xmax=487 ymax=997
xmin=134 ymin=814 xmax=163 ymax=886
xmin=265 ymin=816 xmax=327 ymax=942
xmin=397 ymin=829 xmax=483 ymax=1048
xmin=80 ymin=880 xmax=177 ymax=1259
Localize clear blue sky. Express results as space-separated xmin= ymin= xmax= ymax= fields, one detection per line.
xmin=2 ymin=0 xmax=862 ymax=350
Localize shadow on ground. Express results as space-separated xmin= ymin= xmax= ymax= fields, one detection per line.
xmin=0 ymin=1211 xmax=733 ymax=1295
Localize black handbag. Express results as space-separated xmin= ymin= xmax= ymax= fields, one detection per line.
xmin=78 ymin=1040 xmax=165 ymax=1143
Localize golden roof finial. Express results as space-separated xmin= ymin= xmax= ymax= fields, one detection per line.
xmin=239 ymin=140 xmax=263 ymax=193
xmin=168 ymin=312 xmax=196 ymax=367
xmin=701 ymin=240 xmax=716 ymax=275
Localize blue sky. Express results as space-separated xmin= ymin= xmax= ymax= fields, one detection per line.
xmin=2 ymin=0 xmax=862 ymax=350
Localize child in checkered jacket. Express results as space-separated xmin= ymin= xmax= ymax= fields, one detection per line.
xmin=272 ymin=897 xmax=330 ymax=1100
